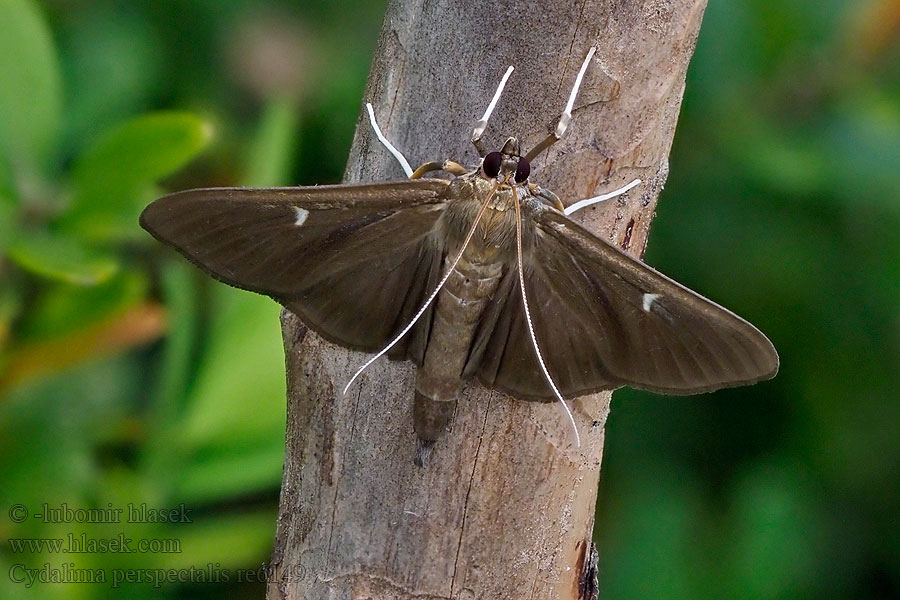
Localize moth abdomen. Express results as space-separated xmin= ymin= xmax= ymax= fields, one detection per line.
xmin=412 ymin=255 xmax=503 ymax=458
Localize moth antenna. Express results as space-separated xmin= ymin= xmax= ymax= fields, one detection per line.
xmin=564 ymin=178 xmax=642 ymax=216
xmin=366 ymin=102 xmax=414 ymax=178
xmin=471 ymin=65 xmax=514 ymax=155
xmin=559 ymin=46 xmax=597 ymax=138
xmin=343 ymin=187 xmax=497 ymax=395
xmin=524 ymin=46 xmax=597 ymax=162
xmin=512 ymin=187 xmax=581 ymax=447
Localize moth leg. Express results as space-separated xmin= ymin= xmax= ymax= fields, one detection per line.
xmin=410 ymin=160 xmax=468 ymax=179
xmin=524 ymin=47 xmax=597 ymax=162
xmin=443 ymin=160 xmax=469 ymax=176
xmin=471 ymin=65 xmax=514 ymax=157
xmin=529 ymin=184 xmax=565 ymax=211
xmin=563 ymin=178 xmax=642 ymax=216
xmin=365 ymin=102 xmax=414 ymax=177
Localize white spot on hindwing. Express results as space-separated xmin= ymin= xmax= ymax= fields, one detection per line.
xmin=294 ymin=206 xmax=309 ymax=226
xmin=642 ymin=293 xmax=661 ymax=312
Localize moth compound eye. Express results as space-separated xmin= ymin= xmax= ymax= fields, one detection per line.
xmin=482 ymin=152 xmax=503 ymax=178
xmin=514 ymin=157 xmax=531 ymax=182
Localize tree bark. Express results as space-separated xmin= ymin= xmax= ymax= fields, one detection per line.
xmin=268 ymin=1 xmax=708 ymax=598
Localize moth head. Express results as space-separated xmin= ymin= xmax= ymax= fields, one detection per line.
xmin=481 ymin=136 xmax=531 ymax=184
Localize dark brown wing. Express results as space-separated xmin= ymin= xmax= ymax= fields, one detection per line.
xmin=140 ymin=180 xmax=451 ymax=362
xmin=469 ymin=206 xmax=779 ymax=401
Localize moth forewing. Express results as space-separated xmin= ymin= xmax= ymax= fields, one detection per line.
xmin=139 ymin=180 xmax=454 ymax=357
xmin=510 ymin=204 xmax=778 ymax=396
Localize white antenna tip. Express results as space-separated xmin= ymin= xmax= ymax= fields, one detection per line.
xmin=474 ymin=65 xmax=516 ymax=141
xmin=365 ymin=101 xmax=414 ymax=177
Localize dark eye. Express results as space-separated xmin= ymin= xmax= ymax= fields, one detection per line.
xmin=482 ymin=152 xmax=502 ymax=178
xmin=514 ymin=157 xmax=531 ymax=182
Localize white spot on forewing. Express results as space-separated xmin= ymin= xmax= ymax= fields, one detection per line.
xmin=642 ymin=293 xmax=661 ymax=312
xmin=294 ymin=206 xmax=309 ymax=226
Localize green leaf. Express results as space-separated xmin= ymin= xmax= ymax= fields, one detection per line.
xmin=0 ymin=196 xmax=15 ymax=253
xmin=154 ymin=510 xmax=276 ymax=570
xmin=0 ymin=0 xmax=62 ymax=165
xmin=0 ymin=149 xmax=15 ymax=201
xmin=140 ymin=261 xmax=199 ymax=490
xmin=179 ymin=289 xmax=284 ymax=448
xmin=0 ymin=281 xmax=22 ymax=354
xmin=823 ymin=89 xmax=900 ymax=211
xmin=0 ymin=353 xmax=139 ymax=513
xmin=0 ymin=153 xmax=18 ymax=252
xmin=6 ymin=230 xmax=118 ymax=285
xmin=65 ymin=112 xmax=213 ymax=240
xmin=243 ymin=96 xmax=300 ymax=187
xmin=175 ymin=442 xmax=285 ymax=503
xmin=61 ymin=4 xmax=166 ymax=152
xmin=18 ymin=271 xmax=147 ymax=341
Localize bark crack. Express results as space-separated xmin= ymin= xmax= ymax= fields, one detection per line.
xmin=449 ymin=392 xmax=493 ymax=597
xmin=558 ymin=0 xmax=590 ymax=99
xmin=324 ymin=383 xmax=362 ymax=574
xmin=388 ymin=53 xmax=406 ymax=122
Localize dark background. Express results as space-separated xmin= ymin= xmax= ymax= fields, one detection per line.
xmin=0 ymin=0 xmax=897 ymax=598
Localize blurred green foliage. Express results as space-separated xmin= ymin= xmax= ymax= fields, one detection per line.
xmin=0 ymin=0 xmax=896 ymax=598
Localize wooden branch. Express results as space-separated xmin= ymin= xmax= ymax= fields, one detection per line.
xmin=268 ymin=1 xmax=708 ymax=598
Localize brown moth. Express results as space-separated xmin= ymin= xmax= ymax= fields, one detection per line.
xmin=140 ymin=49 xmax=778 ymax=465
